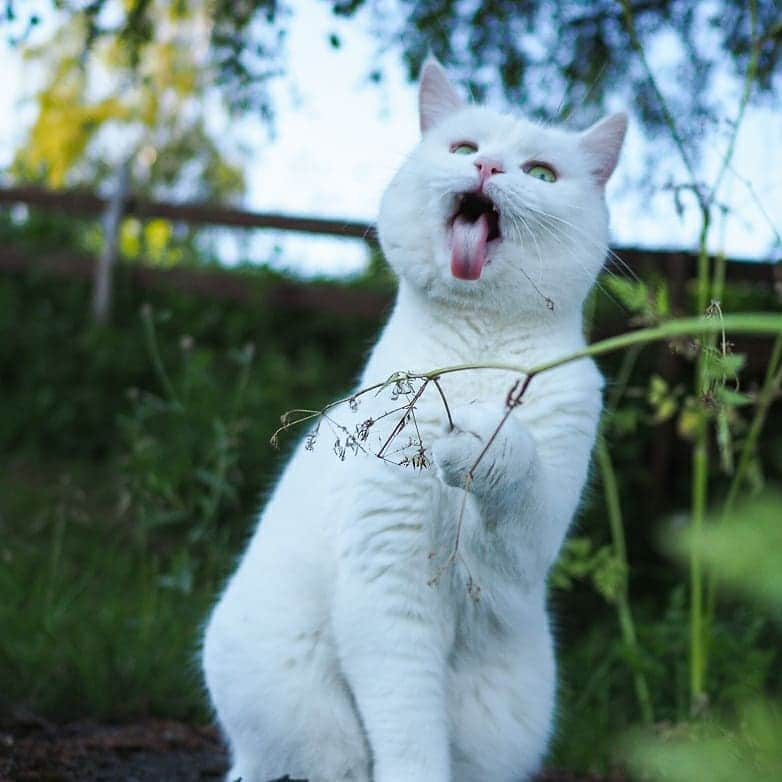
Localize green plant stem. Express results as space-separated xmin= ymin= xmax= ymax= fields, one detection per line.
xmin=274 ymin=315 xmax=782 ymax=448
xmin=619 ymin=0 xmax=761 ymax=720
xmin=689 ymin=412 xmax=709 ymax=711
xmin=606 ymin=343 xmax=643 ymax=413
xmin=596 ymin=437 xmax=654 ymax=724
xmin=425 ymin=314 xmax=781 ymax=716
xmin=711 ymin=250 xmax=727 ymax=310
xmin=140 ymin=306 xmax=182 ymax=409
xmin=704 ymin=333 xmax=782 ymax=627
xmin=201 ymin=422 xmax=230 ymax=528
xmin=689 ymin=221 xmax=712 ymax=709
xmin=599 ymin=342 xmax=653 ymax=721
xmin=693 ymin=0 xmax=758 ymax=701
xmin=723 ymin=334 xmax=782 ymax=516
xmin=419 ymin=314 xmax=782 ymax=381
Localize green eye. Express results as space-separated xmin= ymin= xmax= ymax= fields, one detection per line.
xmin=450 ymin=142 xmax=478 ymax=155
xmin=525 ymin=163 xmax=557 ymax=183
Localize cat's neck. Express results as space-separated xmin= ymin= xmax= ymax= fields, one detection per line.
xmin=364 ymin=280 xmax=587 ymax=379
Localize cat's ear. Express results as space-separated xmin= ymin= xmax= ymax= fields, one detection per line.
xmin=580 ymin=113 xmax=628 ymax=186
xmin=419 ymin=57 xmax=464 ymax=134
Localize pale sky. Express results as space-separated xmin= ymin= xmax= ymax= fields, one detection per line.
xmin=1 ymin=0 xmax=780 ymax=277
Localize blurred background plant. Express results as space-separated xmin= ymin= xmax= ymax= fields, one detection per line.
xmin=1 ymin=0 xmax=781 ymax=775
xmin=624 ymin=492 xmax=782 ymax=782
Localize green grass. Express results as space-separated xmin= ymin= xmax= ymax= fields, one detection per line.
xmin=0 ymin=461 xmax=230 ymax=721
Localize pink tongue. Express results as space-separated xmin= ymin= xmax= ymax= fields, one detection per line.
xmin=450 ymin=213 xmax=489 ymax=280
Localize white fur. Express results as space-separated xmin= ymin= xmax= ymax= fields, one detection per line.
xmin=203 ymin=61 xmax=625 ymax=782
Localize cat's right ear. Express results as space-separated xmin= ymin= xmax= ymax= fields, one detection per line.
xmin=419 ymin=57 xmax=464 ymax=134
xmin=579 ymin=113 xmax=628 ymax=186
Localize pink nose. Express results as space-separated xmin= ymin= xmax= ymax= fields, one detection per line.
xmin=474 ymin=157 xmax=504 ymax=187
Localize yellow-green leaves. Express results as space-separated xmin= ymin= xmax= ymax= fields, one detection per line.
xmin=604 ymin=276 xmax=670 ymax=324
xmin=648 ymin=374 xmax=679 ymax=423
xmin=14 ymin=58 xmax=129 ymax=187
xmin=120 ymin=218 xmax=183 ymax=266
xmin=12 ymin=2 xmax=245 ymax=205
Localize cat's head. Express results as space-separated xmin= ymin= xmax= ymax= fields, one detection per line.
xmin=377 ymin=58 xmax=627 ymax=319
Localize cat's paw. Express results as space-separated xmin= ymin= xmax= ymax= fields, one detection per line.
xmin=431 ymin=403 xmax=534 ymax=496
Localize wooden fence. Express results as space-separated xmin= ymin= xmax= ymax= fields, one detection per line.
xmin=1 ymin=184 xmax=779 ymax=325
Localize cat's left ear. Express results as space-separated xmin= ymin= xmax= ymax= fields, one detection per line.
xmin=580 ymin=113 xmax=628 ymax=186
xmin=419 ymin=57 xmax=464 ymax=134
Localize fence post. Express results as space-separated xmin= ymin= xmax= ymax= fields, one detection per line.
xmin=92 ymin=162 xmax=130 ymax=324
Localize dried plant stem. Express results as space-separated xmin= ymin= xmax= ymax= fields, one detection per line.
xmin=428 ymin=482 xmax=472 ymax=588
xmin=273 ymin=315 xmax=782 ymax=603
xmin=431 ymin=374 xmax=536 ymax=586
xmin=378 ymin=380 xmax=430 ymax=459
xmin=274 ymin=315 xmax=782 ymax=449
xmin=466 ymin=374 xmax=534 ymax=480
xmin=432 ymin=377 xmax=454 ymax=430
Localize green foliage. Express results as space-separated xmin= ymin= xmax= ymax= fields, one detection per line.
xmin=552 ymin=537 xmax=627 ymax=605
xmin=0 ymin=463 xmax=220 ymax=721
xmin=0 ymin=260 xmax=386 ymax=720
xmin=670 ymin=493 xmax=782 ymax=610
xmin=604 ymin=276 xmax=670 ymax=325
xmin=0 ymin=251 xmax=779 ymax=776
xmin=1 ymin=2 xmax=780 ymax=770
xmin=628 ymin=702 xmax=782 ymax=782
xmin=118 ymin=306 xmax=255 ymax=584
xmin=625 ymin=493 xmax=782 ymax=781
xmin=5 ymin=1 xmax=779 ymax=148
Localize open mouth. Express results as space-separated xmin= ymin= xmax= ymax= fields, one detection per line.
xmin=449 ymin=191 xmax=501 ymax=281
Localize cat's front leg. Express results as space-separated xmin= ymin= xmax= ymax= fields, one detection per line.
xmin=334 ymin=465 xmax=452 ymax=782
xmin=432 ymin=402 xmax=535 ymax=505
xmin=432 ymin=402 xmax=556 ymax=584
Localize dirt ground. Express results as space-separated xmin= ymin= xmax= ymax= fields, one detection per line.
xmin=0 ymin=713 xmax=625 ymax=782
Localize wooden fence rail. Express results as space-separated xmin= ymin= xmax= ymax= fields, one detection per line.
xmin=0 ymin=185 xmax=378 ymax=241
xmin=1 ymin=185 xmax=780 ymax=324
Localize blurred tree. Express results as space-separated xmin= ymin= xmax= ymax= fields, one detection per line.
xmin=10 ymin=1 xmax=244 ymax=203
xmin=4 ymin=0 xmax=780 ymax=153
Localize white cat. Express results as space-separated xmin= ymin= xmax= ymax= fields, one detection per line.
xmin=203 ymin=58 xmax=626 ymax=782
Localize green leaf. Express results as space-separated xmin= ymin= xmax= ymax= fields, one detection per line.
xmin=715 ymin=387 xmax=753 ymax=407
xmin=605 ymin=277 xmax=649 ymax=312
xmin=703 ymin=350 xmax=746 ymax=382
xmin=591 ymin=546 xmax=627 ymax=604
xmin=668 ymin=492 xmax=782 ymax=608
xmin=655 ymin=283 xmax=670 ymax=317
xmin=627 ymin=701 xmax=782 ymax=782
